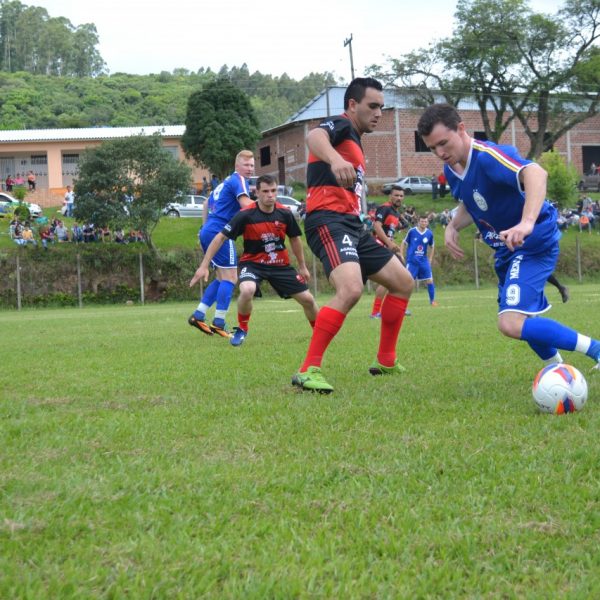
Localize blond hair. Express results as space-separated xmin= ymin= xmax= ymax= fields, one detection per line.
xmin=235 ymin=150 xmax=254 ymax=163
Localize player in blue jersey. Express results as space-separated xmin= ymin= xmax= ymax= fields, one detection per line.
xmin=401 ymin=215 xmax=438 ymax=306
xmin=417 ymin=103 xmax=600 ymax=370
xmin=188 ymin=150 xmax=255 ymax=338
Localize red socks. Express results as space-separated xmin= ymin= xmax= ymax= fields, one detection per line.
xmin=300 ymin=306 xmax=346 ymax=372
xmin=237 ymin=312 xmax=251 ymax=332
xmin=377 ymin=295 xmax=409 ymax=367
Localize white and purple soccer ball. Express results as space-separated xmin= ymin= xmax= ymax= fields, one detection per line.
xmin=532 ymin=363 xmax=588 ymax=414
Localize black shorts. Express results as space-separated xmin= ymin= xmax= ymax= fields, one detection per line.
xmin=305 ymin=210 xmax=393 ymax=281
xmin=238 ymin=262 xmax=308 ymax=299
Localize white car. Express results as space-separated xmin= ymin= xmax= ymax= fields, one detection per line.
xmin=277 ymin=195 xmax=302 ymax=216
xmin=382 ymin=176 xmax=433 ymax=195
xmin=0 ymin=192 xmax=43 ymax=217
xmin=163 ymin=194 xmax=207 ymax=218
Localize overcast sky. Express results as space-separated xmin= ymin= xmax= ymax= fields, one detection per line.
xmin=32 ymin=0 xmax=564 ymax=80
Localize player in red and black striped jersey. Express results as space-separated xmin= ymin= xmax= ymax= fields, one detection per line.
xmin=292 ymin=77 xmax=414 ymax=394
xmin=370 ymin=185 xmax=410 ymax=318
xmin=191 ymin=175 xmax=318 ymax=347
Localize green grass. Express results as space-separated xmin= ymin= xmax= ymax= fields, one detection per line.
xmin=1 ymin=287 xmax=600 ymax=597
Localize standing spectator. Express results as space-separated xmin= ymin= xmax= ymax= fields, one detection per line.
xmin=417 ymin=102 xmax=600 ymax=370
xmin=188 ymin=150 xmax=255 ymax=338
xmin=64 ymin=185 xmax=75 ymax=217
xmin=590 ymin=162 xmax=597 ymax=176
xmin=14 ymin=173 xmax=24 ymax=187
xmin=401 ymin=215 xmax=438 ymax=306
xmin=210 ymin=174 xmax=219 ymax=192
xmin=5 ymin=174 xmax=14 ymax=192
xmin=190 ymin=175 xmax=318 ymax=347
xmin=430 ymin=174 xmax=438 ymax=199
xmin=27 ymin=171 xmax=36 ymax=191
xmin=437 ymin=172 xmax=447 ymax=198
xmin=201 ymin=176 xmax=209 ymax=196
xmin=292 ymin=77 xmax=413 ymax=394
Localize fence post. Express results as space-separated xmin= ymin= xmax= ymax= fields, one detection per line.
xmin=473 ymin=237 xmax=480 ymax=289
xmin=139 ymin=252 xmax=145 ymax=305
xmin=15 ymin=254 xmax=22 ymax=310
xmin=576 ymin=235 xmax=582 ymax=283
xmin=76 ymin=253 xmax=83 ymax=308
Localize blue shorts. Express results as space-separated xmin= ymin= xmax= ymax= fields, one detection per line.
xmin=407 ymin=258 xmax=432 ymax=281
xmin=199 ymin=223 xmax=237 ymax=269
xmin=495 ymin=244 xmax=558 ymax=315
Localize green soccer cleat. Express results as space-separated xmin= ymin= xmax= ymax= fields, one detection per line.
xmin=291 ymin=366 xmax=334 ymax=394
xmin=369 ymin=359 xmax=406 ymax=376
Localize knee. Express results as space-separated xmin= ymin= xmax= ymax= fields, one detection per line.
xmin=497 ymin=315 xmax=523 ymax=339
xmin=336 ymin=283 xmax=363 ymax=309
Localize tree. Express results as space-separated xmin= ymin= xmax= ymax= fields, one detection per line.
xmin=181 ymin=77 xmax=260 ymax=179
xmin=74 ymin=134 xmax=192 ymax=249
xmin=370 ymin=0 xmax=600 ymax=158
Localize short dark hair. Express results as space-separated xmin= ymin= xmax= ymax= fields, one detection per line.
xmin=344 ymin=77 xmax=383 ymax=110
xmin=417 ymin=103 xmax=462 ymax=137
xmin=390 ymin=185 xmax=404 ymax=193
xmin=256 ymin=174 xmax=277 ymax=189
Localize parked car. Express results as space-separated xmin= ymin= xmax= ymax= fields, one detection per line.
xmin=0 ymin=192 xmax=43 ymax=217
xmin=162 ymin=194 xmax=207 ymax=218
xmin=276 ymin=195 xmax=302 ymax=216
xmin=248 ymin=176 xmax=293 ymax=199
xmin=382 ymin=176 xmax=433 ymax=195
xmin=578 ymin=174 xmax=600 ymax=192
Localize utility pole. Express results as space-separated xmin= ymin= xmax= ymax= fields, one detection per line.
xmin=343 ymin=34 xmax=355 ymax=80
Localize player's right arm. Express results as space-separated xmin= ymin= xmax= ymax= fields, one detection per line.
xmin=444 ymin=203 xmax=473 ymax=259
xmin=373 ymin=220 xmax=401 ymax=253
xmin=307 ymin=127 xmax=356 ymax=188
xmin=190 ymin=232 xmax=228 ymax=286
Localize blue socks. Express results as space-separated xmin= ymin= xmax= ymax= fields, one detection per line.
xmin=427 ymin=283 xmax=435 ymax=303
xmin=521 ymin=317 xmax=577 ymax=352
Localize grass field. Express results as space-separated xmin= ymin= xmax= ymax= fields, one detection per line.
xmin=1 ymin=285 xmax=600 ymax=597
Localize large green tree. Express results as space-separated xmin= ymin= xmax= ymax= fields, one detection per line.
xmin=181 ymin=77 xmax=260 ymax=179
xmin=370 ymin=0 xmax=600 ymax=158
xmin=74 ymin=135 xmax=192 ymax=249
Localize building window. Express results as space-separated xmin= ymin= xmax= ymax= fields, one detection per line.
xmin=164 ymin=146 xmax=178 ymax=159
xmin=474 ymin=131 xmax=488 ymax=141
xmin=62 ymin=154 xmax=80 ymax=164
xmin=414 ymin=132 xmax=429 ymax=153
xmin=31 ymin=155 xmax=47 ymax=165
xmin=260 ymin=146 xmax=271 ymax=166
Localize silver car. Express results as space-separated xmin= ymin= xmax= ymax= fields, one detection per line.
xmin=163 ymin=194 xmax=207 ymax=218
xmin=382 ymin=176 xmax=433 ymax=195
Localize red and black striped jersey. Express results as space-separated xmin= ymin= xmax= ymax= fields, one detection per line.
xmin=221 ymin=202 xmax=302 ymax=266
xmin=306 ymin=114 xmax=365 ymax=216
xmin=374 ymin=202 xmax=405 ymax=238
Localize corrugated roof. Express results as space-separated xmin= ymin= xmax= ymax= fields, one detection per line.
xmin=0 ymin=125 xmax=185 ymax=143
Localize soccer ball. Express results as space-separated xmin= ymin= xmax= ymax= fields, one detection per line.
xmin=532 ymin=363 xmax=588 ymax=414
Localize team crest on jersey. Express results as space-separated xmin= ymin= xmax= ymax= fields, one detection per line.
xmin=473 ymin=191 xmax=488 ymax=211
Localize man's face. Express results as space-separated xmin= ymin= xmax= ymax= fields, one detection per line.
xmin=236 ymin=157 xmax=255 ymax=178
xmin=418 ymin=218 xmax=429 ymax=230
xmin=256 ymin=182 xmax=277 ymax=210
xmin=421 ymin=122 xmax=470 ymax=168
xmin=348 ymin=88 xmax=384 ymax=134
xmin=389 ymin=189 xmax=404 ymax=208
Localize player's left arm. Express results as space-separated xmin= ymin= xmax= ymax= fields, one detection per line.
xmin=289 ymin=235 xmax=311 ymax=282
xmin=499 ymin=163 xmax=547 ymax=251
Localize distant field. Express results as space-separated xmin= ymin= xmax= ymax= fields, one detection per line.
xmin=2 ymin=287 xmax=600 ymax=597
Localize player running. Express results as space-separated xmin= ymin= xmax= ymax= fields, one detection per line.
xmin=190 ymin=175 xmax=318 ymax=347
xmin=292 ymin=77 xmax=414 ymax=394
xmin=400 ymin=215 xmax=438 ymax=306
xmin=188 ymin=150 xmax=255 ymax=338
xmin=418 ymin=103 xmax=600 ymax=370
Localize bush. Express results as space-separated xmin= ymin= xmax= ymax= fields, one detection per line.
xmin=539 ymin=150 xmax=579 ymax=208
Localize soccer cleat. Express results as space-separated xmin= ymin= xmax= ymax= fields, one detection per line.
xmin=188 ymin=315 xmax=213 ymax=336
xmin=430 ymin=300 xmax=439 ymax=307
xmin=370 ymin=312 xmax=381 ymax=319
xmin=369 ymin=359 xmax=406 ymax=376
xmin=559 ymin=286 xmax=570 ymax=303
xmin=230 ymin=327 xmax=247 ymax=346
xmin=291 ymin=366 xmax=334 ymax=394
xmin=405 ymin=309 xmax=412 ymax=316
xmin=210 ymin=322 xmax=232 ymax=338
